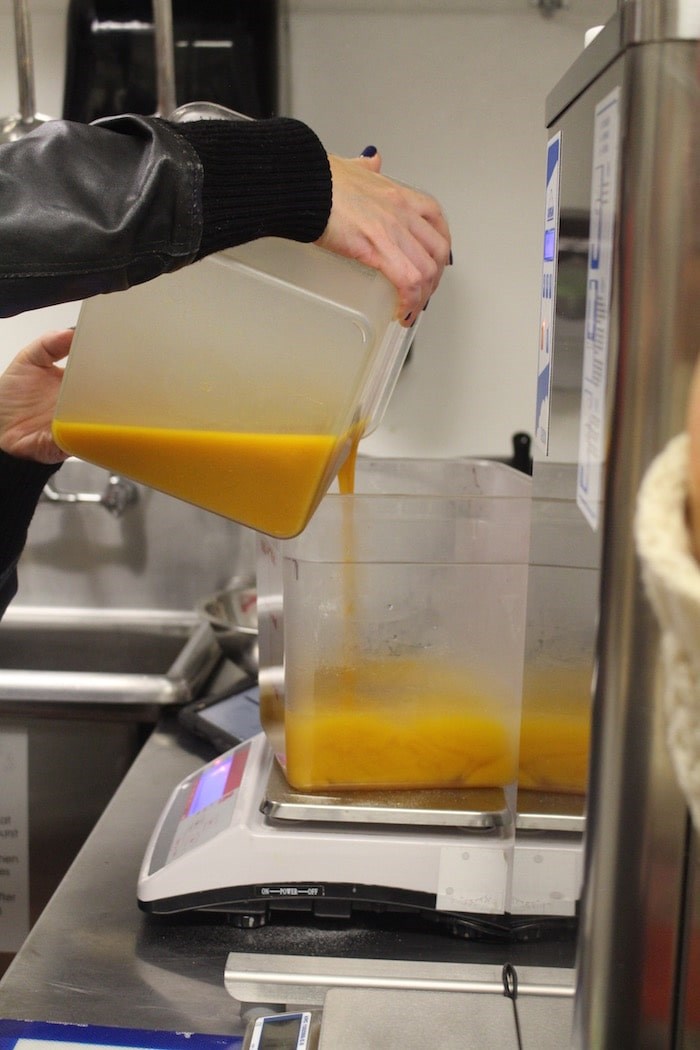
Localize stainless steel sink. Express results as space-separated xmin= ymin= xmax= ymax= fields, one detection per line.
xmin=0 ymin=606 xmax=222 ymax=718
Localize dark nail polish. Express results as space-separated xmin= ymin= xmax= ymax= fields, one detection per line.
xmin=422 ymin=298 xmax=430 ymax=313
xmin=404 ymin=312 xmax=413 ymax=323
xmin=448 ymin=250 xmax=454 ymax=265
xmin=361 ymin=145 xmax=377 ymax=157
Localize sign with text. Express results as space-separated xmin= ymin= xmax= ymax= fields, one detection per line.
xmin=0 ymin=729 xmax=30 ymax=952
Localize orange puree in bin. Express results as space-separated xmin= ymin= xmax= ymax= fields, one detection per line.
xmin=284 ymin=656 xmax=519 ymax=791
xmin=518 ymin=665 xmax=593 ymax=794
xmin=51 ymin=421 xmax=346 ymax=537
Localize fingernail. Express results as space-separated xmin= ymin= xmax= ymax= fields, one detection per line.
xmin=448 ymin=250 xmax=454 ymax=265
xmin=422 ymin=298 xmax=430 ymax=313
xmin=361 ymin=145 xmax=377 ymax=157
xmin=404 ymin=312 xmax=413 ymax=323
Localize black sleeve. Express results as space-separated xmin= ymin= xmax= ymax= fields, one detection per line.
xmin=0 ymin=451 xmax=61 ymax=620
xmin=0 ymin=114 xmax=332 ymax=318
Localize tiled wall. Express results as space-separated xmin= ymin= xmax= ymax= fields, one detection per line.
xmin=0 ymin=0 xmax=616 ymax=457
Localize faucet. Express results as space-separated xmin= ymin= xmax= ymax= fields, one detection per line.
xmin=41 ymin=471 xmax=139 ymax=518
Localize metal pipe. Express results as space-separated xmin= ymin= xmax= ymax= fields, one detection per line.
xmin=152 ymin=0 xmax=177 ymax=117
xmin=13 ymin=0 xmax=35 ymax=122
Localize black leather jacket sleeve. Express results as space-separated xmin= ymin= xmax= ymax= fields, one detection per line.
xmin=0 ymin=115 xmax=203 ymax=318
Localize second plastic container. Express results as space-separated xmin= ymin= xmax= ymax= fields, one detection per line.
xmin=257 ymin=456 xmax=532 ymax=792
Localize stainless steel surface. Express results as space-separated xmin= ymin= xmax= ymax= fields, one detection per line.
xmin=317 ymin=986 xmax=574 ymax=1050
xmin=0 ymin=717 xmax=577 ymax=1044
xmin=515 ymin=791 xmax=585 ymax=833
xmin=42 ymin=467 xmax=139 ymax=518
xmin=0 ymin=718 xmax=247 ymax=1034
xmin=0 ymin=0 xmax=51 ymax=142
xmin=224 ymin=952 xmax=574 ymax=1008
xmin=264 ymin=759 xmax=510 ymax=830
xmin=316 ymin=988 xmax=521 ymax=1049
xmin=0 ymin=613 xmax=221 ymax=717
xmin=198 ymin=578 xmax=258 ymax=675
xmin=546 ymin=0 xmax=700 ymax=126
xmin=14 ymin=458 xmax=254 ymax=611
xmin=0 ymin=715 xmax=145 ymax=981
xmin=679 ymin=825 xmax=700 ymax=1047
xmin=564 ymin=29 xmax=700 ymax=1050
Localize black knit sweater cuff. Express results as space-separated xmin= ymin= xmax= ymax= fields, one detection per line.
xmin=167 ymin=116 xmax=332 ymax=258
xmin=0 ymin=450 xmax=61 ymax=555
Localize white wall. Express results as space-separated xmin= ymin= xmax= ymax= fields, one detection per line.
xmin=0 ymin=0 xmax=616 ymax=457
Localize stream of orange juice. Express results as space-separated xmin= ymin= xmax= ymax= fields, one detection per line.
xmin=52 ymin=421 xmax=346 ymax=538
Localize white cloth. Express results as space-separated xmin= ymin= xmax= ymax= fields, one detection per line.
xmin=635 ymin=433 xmax=700 ymax=832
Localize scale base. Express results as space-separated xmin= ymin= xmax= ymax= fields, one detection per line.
xmin=138 ymin=735 xmax=583 ymax=933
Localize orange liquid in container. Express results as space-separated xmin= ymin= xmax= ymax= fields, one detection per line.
xmin=277 ymin=434 xmax=520 ymax=791
xmin=518 ymin=665 xmax=592 ymax=794
xmin=52 ymin=421 xmax=349 ymax=538
xmin=284 ymin=656 xmax=518 ymax=790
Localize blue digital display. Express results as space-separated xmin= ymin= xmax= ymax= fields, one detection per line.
xmin=543 ymin=227 xmax=556 ymax=262
xmin=187 ymin=754 xmax=234 ymax=816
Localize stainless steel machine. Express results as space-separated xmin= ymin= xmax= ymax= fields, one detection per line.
xmin=531 ymin=2 xmax=699 ymax=1046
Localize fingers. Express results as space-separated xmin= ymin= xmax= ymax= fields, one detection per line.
xmin=363 ymin=184 xmax=450 ymax=324
xmin=321 ymin=152 xmax=451 ymax=326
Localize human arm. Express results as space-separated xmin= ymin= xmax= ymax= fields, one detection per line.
xmin=0 ymin=116 xmax=450 ymax=323
xmin=0 ymin=115 xmax=331 ymax=317
xmin=0 ymin=330 xmax=71 ymax=618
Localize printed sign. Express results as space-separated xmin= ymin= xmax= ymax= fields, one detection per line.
xmin=577 ymin=87 xmax=621 ymax=529
xmin=0 ymin=729 xmax=29 ymax=953
xmin=535 ymin=131 xmax=562 ymax=454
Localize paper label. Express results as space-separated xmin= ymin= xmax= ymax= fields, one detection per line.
xmin=0 ymin=729 xmax=30 ymax=952
xmin=535 ymin=132 xmax=562 ymax=454
xmin=577 ymin=87 xmax=621 ymax=529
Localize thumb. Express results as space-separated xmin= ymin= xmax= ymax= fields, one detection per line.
xmin=37 ymin=328 xmax=74 ymax=366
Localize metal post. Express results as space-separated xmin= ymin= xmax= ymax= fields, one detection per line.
xmin=573 ymin=34 xmax=700 ymax=1049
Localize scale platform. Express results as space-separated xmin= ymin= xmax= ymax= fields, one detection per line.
xmin=138 ymin=734 xmax=583 ymax=931
xmin=263 ymin=752 xmax=510 ymax=830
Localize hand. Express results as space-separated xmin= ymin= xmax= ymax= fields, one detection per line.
xmin=0 ymin=329 xmax=73 ymax=464
xmin=317 ymin=149 xmax=451 ymax=327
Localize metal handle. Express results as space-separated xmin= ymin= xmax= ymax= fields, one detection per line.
xmin=41 ymin=473 xmax=139 ymax=518
xmin=13 ymin=0 xmax=36 ymax=124
xmin=152 ymin=0 xmax=177 ymax=117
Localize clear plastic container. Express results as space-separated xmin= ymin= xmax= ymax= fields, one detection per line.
xmin=52 ymin=168 xmax=416 ymax=538
xmin=257 ymin=456 xmax=531 ymax=791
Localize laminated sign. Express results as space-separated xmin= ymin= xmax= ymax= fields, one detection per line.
xmin=0 ymin=730 xmax=29 ymax=953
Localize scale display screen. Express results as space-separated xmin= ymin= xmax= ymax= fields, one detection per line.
xmin=184 ymin=749 xmax=248 ymax=819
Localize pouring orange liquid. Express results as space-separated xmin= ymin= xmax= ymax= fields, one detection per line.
xmin=52 ymin=421 xmax=350 ymax=538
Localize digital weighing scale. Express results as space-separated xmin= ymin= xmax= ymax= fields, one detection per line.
xmin=138 ymin=733 xmax=583 ymax=930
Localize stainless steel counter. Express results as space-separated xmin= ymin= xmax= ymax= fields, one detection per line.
xmin=0 ymin=716 xmax=576 ymax=1044
xmin=0 ymin=716 xmax=247 ymax=1035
